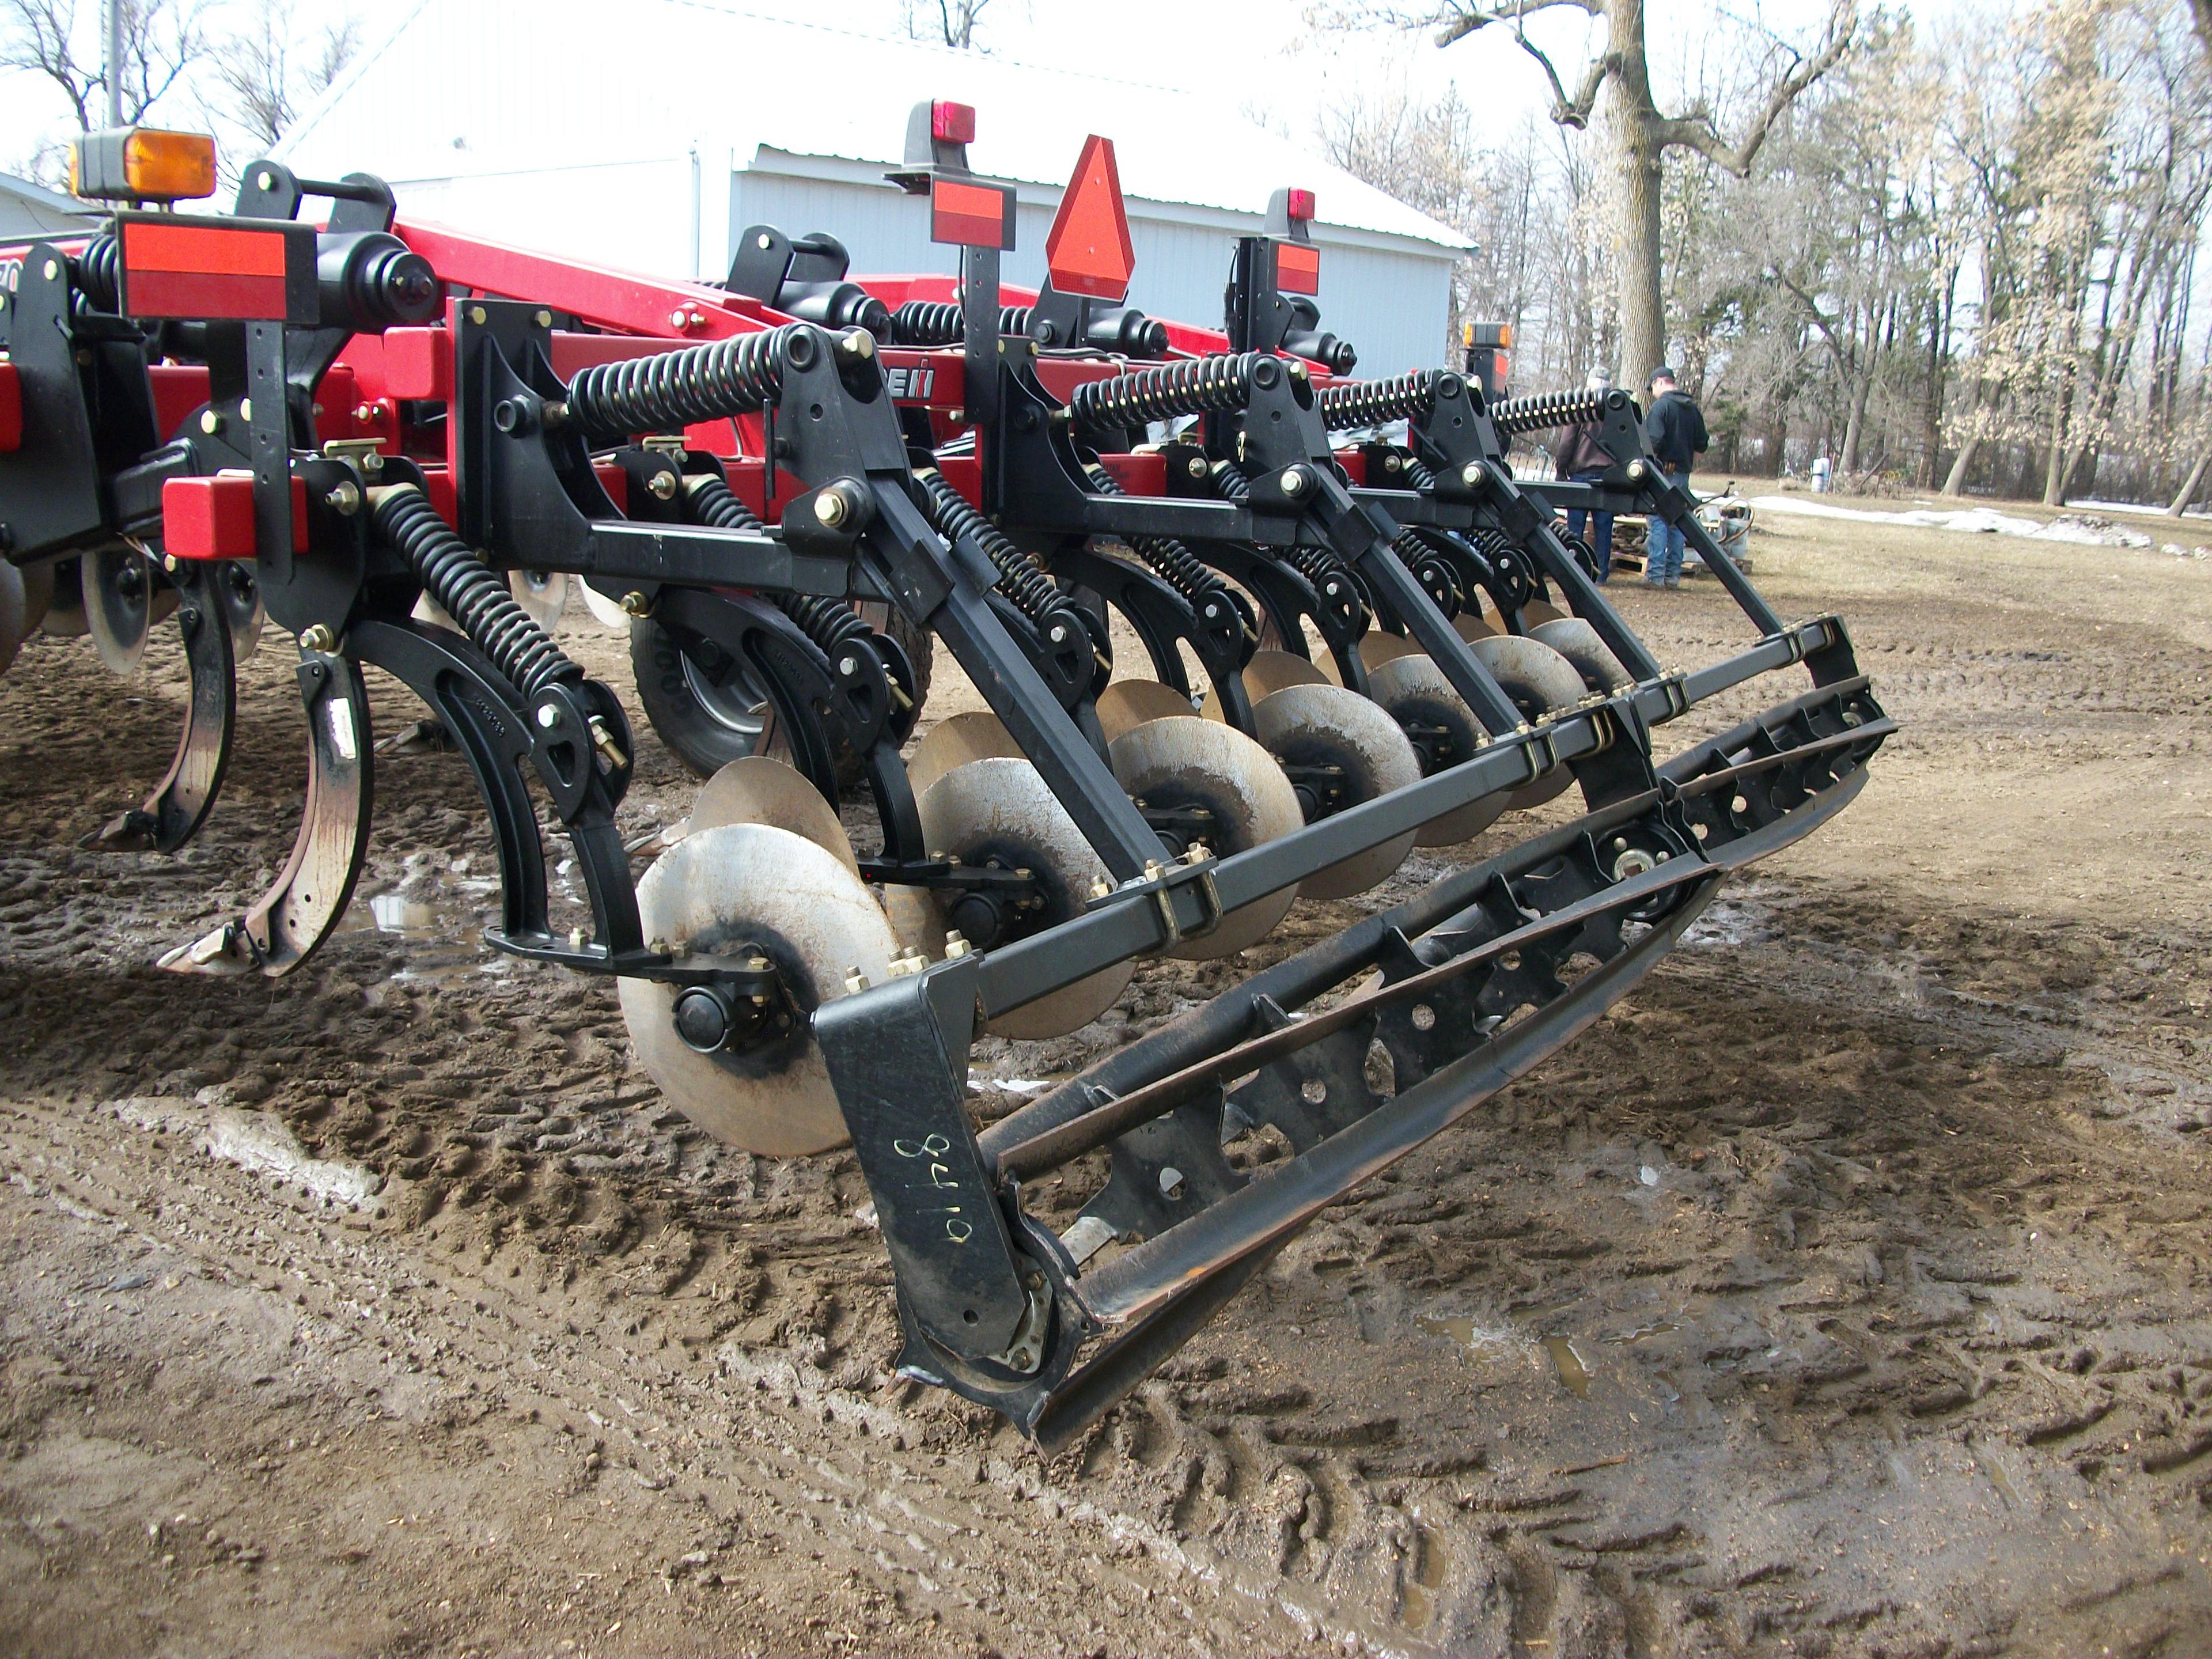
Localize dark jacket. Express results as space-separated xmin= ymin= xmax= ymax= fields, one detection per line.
xmin=1644 ymin=389 xmax=1709 ymax=472
xmin=1554 ymin=421 xmax=1610 ymax=478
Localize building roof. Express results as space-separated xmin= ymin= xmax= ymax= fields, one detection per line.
xmin=278 ymin=0 xmax=1470 ymax=256
xmin=0 ymin=172 xmax=99 ymax=241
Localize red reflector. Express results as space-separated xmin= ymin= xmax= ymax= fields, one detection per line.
xmin=1285 ymin=188 xmax=1316 ymax=222
xmin=932 ymin=101 xmax=976 ymax=144
xmin=1275 ymin=241 xmax=1320 ymax=297
xmin=931 ymin=177 xmax=1016 ymax=250
xmin=1044 ymin=134 xmax=1135 ymax=304
xmin=162 ymin=472 xmax=309 ymax=559
xmin=0 ymin=363 xmax=19 ymax=454
xmin=118 ymin=215 xmax=313 ymax=322
xmin=1493 ymin=350 xmax=1511 ymax=385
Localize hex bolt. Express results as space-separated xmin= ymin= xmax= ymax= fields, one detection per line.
xmin=839 ymin=329 xmax=874 ymax=359
xmin=837 ymin=656 xmax=859 ymax=677
xmin=535 ymin=704 xmax=561 ymax=730
xmin=325 ymin=480 xmax=361 ymax=516
xmin=199 ymin=410 xmax=224 ymax=435
xmin=298 ymin=624 xmax=335 ymax=653
xmin=647 ymin=470 xmax=678 ymax=501
xmin=468 ymin=305 xmax=488 ymax=325
xmin=942 ymin=929 xmax=972 ymax=960
xmin=535 ymin=309 xmax=554 ymax=328
xmin=1626 ymin=459 xmax=1649 ymax=482
xmin=620 ymin=591 xmax=650 ymax=618
xmin=844 ymin=967 xmax=870 ymax=994
xmin=1281 ymin=467 xmax=1309 ymax=497
xmin=1461 ymin=462 xmax=1486 ymax=487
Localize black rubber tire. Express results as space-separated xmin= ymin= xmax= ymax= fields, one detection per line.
xmin=629 ymin=607 xmax=934 ymax=783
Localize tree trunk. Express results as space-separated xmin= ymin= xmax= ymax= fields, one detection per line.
xmin=1609 ymin=0 xmax=1669 ymax=392
xmin=1941 ymin=428 xmax=1980 ymax=496
xmin=2172 ymin=451 xmax=2211 ymax=517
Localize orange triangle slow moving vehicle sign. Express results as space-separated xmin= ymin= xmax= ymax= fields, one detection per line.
xmin=1045 ymin=134 xmax=1135 ymax=303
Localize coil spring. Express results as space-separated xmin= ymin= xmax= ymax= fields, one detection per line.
xmin=685 ymin=471 xmax=874 ymax=657
xmin=1069 ymin=353 xmax=1260 ymax=434
xmin=373 ymin=487 xmax=579 ymax=701
xmin=883 ymin=301 xmax=1035 ymax=346
xmin=1211 ymin=460 xmax=1365 ymax=619
xmin=563 ymin=325 xmax=798 ymax=435
xmin=1490 ymin=387 xmax=1606 ymax=436
xmin=1319 ymin=370 xmax=1439 ymax=431
xmin=1081 ymin=461 xmax=1236 ymax=613
xmin=913 ymin=468 xmax=1063 ymax=627
xmin=69 ymin=234 xmax=120 ymax=313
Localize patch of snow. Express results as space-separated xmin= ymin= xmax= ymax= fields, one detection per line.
xmin=1751 ymin=495 xmax=2153 ymax=547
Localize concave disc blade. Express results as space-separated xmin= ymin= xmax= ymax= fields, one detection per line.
xmin=84 ymin=545 xmax=153 ymax=676
xmin=1108 ymin=715 xmax=1304 ymax=959
xmin=905 ymin=711 xmax=1021 ymax=804
xmin=618 ymin=823 xmax=896 ymax=1157
xmin=217 ymin=562 xmax=265 ymax=660
xmin=916 ymin=756 xmax=1131 ymax=1039
xmin=1097 ymin=679 xmax=1200 ymax=744
xmin=41 ymin=559 xmax=88 ymax=637
xmin=508 ymin=569 xmax=568 ymax=632
xmin=578 ymin=582 xmax=631 ymax=630
xmin=1455 ymin=610 xmax=1500 ymax=642
xmin=1323 ymin=630 xmax=1418 ymax=685
xmin=18 ymin=562 xmax=53 ymax=635
xmin=1368 ymin=654 xmax=1505 ymax=847
xmin=1253 ymin=683 xmax=1422 ymax=900
xmin=687 ymin=754 xmax=857 ymax=873
xmin=1243 ymin=647 xmax=1328 ymax=702
xmin=0 ymin=562 xmax=26 ymax=677
xmin=1521 ymin=597 xmax=1567 ymax=626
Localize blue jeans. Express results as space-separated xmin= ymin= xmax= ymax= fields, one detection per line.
xmin=1563 ymin=469 xmax=1612 ymax=582
xmin=1646 ymin=470 xmax=1690 ymax=582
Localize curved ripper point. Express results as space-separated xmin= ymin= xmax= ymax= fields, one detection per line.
xmin=160 ymin=649 xmax=374 ymax=977
xmin=88 ymin=567 xmax=237 ymax=854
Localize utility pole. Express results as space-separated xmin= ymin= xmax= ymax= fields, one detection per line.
xmin=105 ymin=0 xmax=125 ymax=126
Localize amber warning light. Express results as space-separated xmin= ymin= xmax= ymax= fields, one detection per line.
xmin=70 ymin=127 xmax=217 ymax=203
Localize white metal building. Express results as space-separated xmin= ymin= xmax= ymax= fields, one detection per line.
xmin=276 ymin=1 xmax=1469 ymax=373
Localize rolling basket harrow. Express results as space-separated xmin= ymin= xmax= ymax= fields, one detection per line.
xmin=0 ymin=109 xmax=1888 ymax=1451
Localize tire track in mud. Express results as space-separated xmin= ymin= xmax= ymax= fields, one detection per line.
xmin=6 ymin=532 xmax=2212 ymax=1654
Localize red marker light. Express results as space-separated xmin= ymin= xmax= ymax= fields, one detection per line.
xmin=1044 ymin=134 xmax=1135 ymax=303
xmin=931 ymin=101 xmax=976 ymax=144
xmin=1285 ymin=188 xmax=1316 ymax=222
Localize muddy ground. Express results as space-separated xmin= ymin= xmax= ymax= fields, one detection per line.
xmin=2 ymin=497 xmax=2209 ymax=1657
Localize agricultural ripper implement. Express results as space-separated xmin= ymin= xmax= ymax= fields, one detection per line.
xmin=0 ymin=115 xmax=1888 ymax=1450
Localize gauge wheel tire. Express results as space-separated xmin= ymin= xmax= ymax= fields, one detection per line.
xmin=629 ymin=607 xmax=933 ymax=783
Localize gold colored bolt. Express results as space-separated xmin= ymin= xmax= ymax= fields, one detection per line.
xmin=647 ymin=470 xmax=678 ymax=501
xmin=621 ymin=591 xmax=650 ymax=618
xmin=325 ymin=480 xmax=361 ymax=516
xmin=468 ymin=305 xmax=488 ymax=325
xmin=942 ymin=930 xmax=972 ymax=960
xmin=815 ymin=487 xmax=851 ymax=528
xmin=535 ymin=309 xmax=554 ymax=328
xmin=844 ymin=967 xmax=871 ymax=995
xmin=1460 ymin=461 xmax=1484 ymax=487
xmin=200 ymin=410 xmax=223 ymax=435
xmin=1090 ymin=879 xmax=1111 ymax=900
xmin=299 ymin=623 xmax=336 ymax=653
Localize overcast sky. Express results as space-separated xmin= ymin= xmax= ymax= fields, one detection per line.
xmin=1 ymin=0 xmax=1904 ymax=183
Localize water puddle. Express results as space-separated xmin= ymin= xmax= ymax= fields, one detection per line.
xmin=342 ymin=891 xmax=489 ymax=981
xmin=1417 ymin=1313 xmax=1535 ymax=1366
xmin=1541 ymin=1334 xmax=1594 ymax=1398
xmin=1603 ymin=1319 xmax=1680 ymax=1346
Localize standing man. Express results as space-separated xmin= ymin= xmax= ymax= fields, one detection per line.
xmin=1555 ymin=369 xmax=1616 ymax=584
xmin=1642 ymin=366 xmax=1709 ymax=590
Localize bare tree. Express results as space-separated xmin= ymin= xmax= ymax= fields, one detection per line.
xmin=0 ymin=0 xmax=206 ymax=135
xmin=904 ymin=0 xmax=990 ymax=49
xmin=204 ymin=0 xmax=359 ymax=152
xmin=2192 ymin=0 xmax=2211 ymax=64
xmin=1335 ymin=0 xmax=1855 ymax=388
